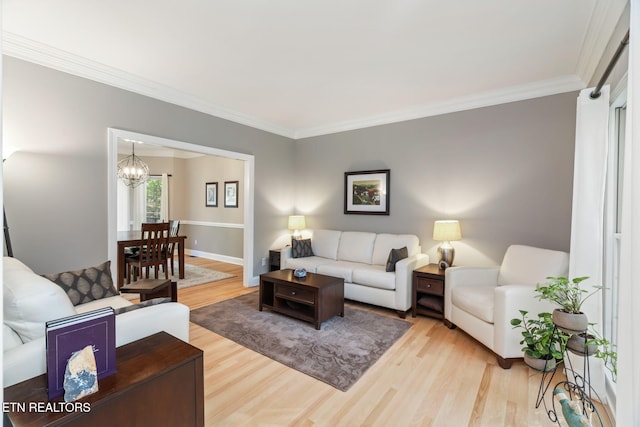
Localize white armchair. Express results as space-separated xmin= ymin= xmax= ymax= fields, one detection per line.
xmin=444 ymin=245 xmax=569 ymax=368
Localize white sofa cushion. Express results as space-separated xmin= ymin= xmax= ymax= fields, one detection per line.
xmin=497 ymin=245 xmax=570 ymax=286
xmin=3 ymin=324 xmax=23 ymax=350
xmin=317 ymin=261 xmax=363 ymax=283
xmin=451 ymin=285 xmax=496 ymax=323
xmin=310 ymin=230 xmax=342 ymax=260
xmin=3 ymin=266 xmax=76 ymax=343
xmin=284 ymin=256 xmax=333 ymax=273
xmin=352 ymin=265 xmax=396 ymax=290
xmin=337 ymin=232 xmax=376 ymax=264
xmin=371 ymin=234 xmax=420 ymax=265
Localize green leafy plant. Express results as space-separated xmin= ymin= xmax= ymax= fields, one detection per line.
xmin=586 ymin=329 xmax=618 ymax=382
xmin=511 ymin=310 xmax=569 ymax=360
xmin=534 ymin=276 xmax=602 ymax=314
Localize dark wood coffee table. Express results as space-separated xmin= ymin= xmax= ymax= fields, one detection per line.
xmin=120 ymin=278 xmax=177 ymax=302
xmin=259 ymin=269 xmax=344 ymax=329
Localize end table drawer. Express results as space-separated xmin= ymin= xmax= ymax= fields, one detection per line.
xmin=416 ymin=277 xmax=444 ymax=295
xmin=275 ymin=284 xmax=315 ymax=305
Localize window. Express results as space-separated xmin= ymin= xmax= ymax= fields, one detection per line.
xmin=145 ymin=177 xmax=162 ymax=223
xmin=603 ymin=94 xmax=626 ymax=388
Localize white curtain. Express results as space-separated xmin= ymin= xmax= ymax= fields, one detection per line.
xmin=569 ymin=86 xmax=609 ymax=318
xmin=132 ymin=184 xmax=146 ymax=230
xmin=160 ymin=173 xmax=169 ymax=221
xmin=568 ymin=86 xmax=610 ymax=397
xmin=617 ymin=2 xmax=640 ymax=424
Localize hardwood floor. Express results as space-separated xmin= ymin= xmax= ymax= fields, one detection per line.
xmin=178 ymin=257 xmax=589 ymax=426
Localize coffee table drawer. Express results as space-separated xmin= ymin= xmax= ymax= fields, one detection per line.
xmin=275 ymin=283 xmax=315 ymax=305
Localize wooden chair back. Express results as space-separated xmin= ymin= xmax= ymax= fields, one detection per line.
xmin=131 ymin=222 xmax=170 ymax=281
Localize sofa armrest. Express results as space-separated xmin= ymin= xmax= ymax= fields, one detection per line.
xmin=444 ymin=266 xmax=500 ymax=320
xmin=3 ymin=337 xmax=46 ymax=387
xmin=115 ymin=302 xmax=190 ymax=346
xmin=493 ymin=284 xmax=558 ymax=359
xmin=394 ymin=253 xmax=430 ymax=311
xmin=280 ymin=246 xmax=292 ymax=269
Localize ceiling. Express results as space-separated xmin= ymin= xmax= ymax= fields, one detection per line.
xmin=2 ymin=1 xmax=628 ymax=139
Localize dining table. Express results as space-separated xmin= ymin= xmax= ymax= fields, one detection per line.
xmin=116 ymin=230 xmax=187 ymax=290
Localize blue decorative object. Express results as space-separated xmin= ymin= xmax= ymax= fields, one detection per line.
xmin=294 ymin=268 xmax=307 ymax=278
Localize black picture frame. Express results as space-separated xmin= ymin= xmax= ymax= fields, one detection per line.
xmin=205 ymin=182 xmax=218 ymax=207
xmin=224 ymin=181 xmax=239 ymax=208
xmin=344 ymin=169 xmax=390 ymax=215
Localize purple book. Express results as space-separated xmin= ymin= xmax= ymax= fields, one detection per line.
xmin=45 ymin=307 xmax=116 ymax=400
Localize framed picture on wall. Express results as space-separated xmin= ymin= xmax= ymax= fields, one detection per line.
xmin=224 ymin=181 xmax=239 ymax=208
xmin=205 ymin=182 xmax=218 ymax=207
xmin=344 ymin=169 xmax=390 ymax=215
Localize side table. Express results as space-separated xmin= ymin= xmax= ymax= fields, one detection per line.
xmin=412 ymin=263 xmax=446 ymax=319
xmin=269 ymin=249 xmax=282 ymax=271
xmin=120 ymin=278 xmax=177 ymax=302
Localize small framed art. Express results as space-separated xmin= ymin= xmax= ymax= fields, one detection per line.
xmin=344 ymin=169 xmax=390 ymax=215
xmin=205 ymin=182 xmax=218 ymax=207
xmin=224 ymin=181 xmax=239 ymax=208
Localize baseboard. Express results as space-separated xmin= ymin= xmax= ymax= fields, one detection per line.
xmin=185 ymin=249 xmax=243 ymax=266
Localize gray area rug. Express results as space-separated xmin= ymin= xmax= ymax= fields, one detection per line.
xmin=190 ymin=292 xmax=412 ymax=391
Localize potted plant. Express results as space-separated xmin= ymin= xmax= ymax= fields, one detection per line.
xmin=534 ymin=276 xmax=602 ymax=333
xmin=511 ymin=310 xmax=569 ymax=372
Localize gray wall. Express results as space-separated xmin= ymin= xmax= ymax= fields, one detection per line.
xmin=3 ymin=55 xmax=577 ymax=277
xmin=296 ymin=93 xmax=577 ymax=266
xmin=3 ymin=56 xmax=295 ymax=276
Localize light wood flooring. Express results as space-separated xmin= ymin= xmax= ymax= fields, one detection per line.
xmin=178 ymin=257 xmax=598 ymax=427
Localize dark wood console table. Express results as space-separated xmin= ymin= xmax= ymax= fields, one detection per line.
xmin=3 ymin=332 xmax=204 ymax=427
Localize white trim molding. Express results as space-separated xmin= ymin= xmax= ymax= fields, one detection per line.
xmin=180 ymin=220 xmax=244 ymax=229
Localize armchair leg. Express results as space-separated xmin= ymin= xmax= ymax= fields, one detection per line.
xmin=496 ymin=356 xmax=516 ymax=369
xmin=443 ymin=319 xmax=457 ymax=329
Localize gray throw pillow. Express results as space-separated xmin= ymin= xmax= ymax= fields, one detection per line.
xmin=43 ymin=260 xmax=118 ymax=306
xmin=292 ymin=238 xmax=314 ymax=258
xmin=385 ymin=247 xmax=408 ymax=272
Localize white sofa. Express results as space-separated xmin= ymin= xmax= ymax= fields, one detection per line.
xmin=281 ymin=230 xmax=429 ymax=317
xmin=3 ymin=257 xmax=190 ymax=387
xmin=444 ymin=245 xmax=569 ymax=368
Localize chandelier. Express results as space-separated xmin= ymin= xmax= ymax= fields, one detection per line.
xmin=117 ymin=142 xmax=149 ymax=187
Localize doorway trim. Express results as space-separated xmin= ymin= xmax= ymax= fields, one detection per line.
xmin=107 ymin=128 xmax=255 ymax=287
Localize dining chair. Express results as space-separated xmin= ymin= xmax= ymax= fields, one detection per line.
xmin=166 ymin=219 xmax=180 ymax=276
xmin=126 ymin=222 xmax=170 ymax=283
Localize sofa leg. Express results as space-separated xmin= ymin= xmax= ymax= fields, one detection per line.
xmin=396 ymin=310 xmax=408 ymax=319
xmin=443 ymin=319 xmax=457 ymax=329
xmin=496 ymin=356 xmax=514 ymax=369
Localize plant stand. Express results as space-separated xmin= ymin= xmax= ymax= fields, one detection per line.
xmin=534 ymin=326 xmax=613 ymax=426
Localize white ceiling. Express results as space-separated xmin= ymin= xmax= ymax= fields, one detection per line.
xmin=2 ymin=1 xmax=628 ymax=139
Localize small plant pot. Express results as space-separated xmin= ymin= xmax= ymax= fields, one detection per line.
xmin=552 ymin=309 xmax=588 ymax=334
xmin=567 ymin=333 xmax=598 ymax=356
xmin=524 ymin=354 xmax=557 ymax=372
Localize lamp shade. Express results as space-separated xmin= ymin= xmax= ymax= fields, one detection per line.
xmin=433 ymin=220 xmax=462 ymax=241
xmin=287 ymin=215 xmax=306 ymax=231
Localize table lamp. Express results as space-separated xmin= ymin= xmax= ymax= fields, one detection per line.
xmin=433 ymin=220 xmax=462 ymax=269
xmin=287 ymin=215 xmax=306 ymax=240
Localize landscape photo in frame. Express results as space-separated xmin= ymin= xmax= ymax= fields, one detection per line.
xmin=344 ymin=169 xmax=390 ymax=215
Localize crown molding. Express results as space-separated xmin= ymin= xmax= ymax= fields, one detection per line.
xmin=2 ymin=32 xmax=297 ymax=139
xmin=294 ymin=75 xmax=586 ymax=139
xmin=574 ymin=0 xmax=628 ymax=85
xmin=3 ymin=31 xmax=587 ymax=142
